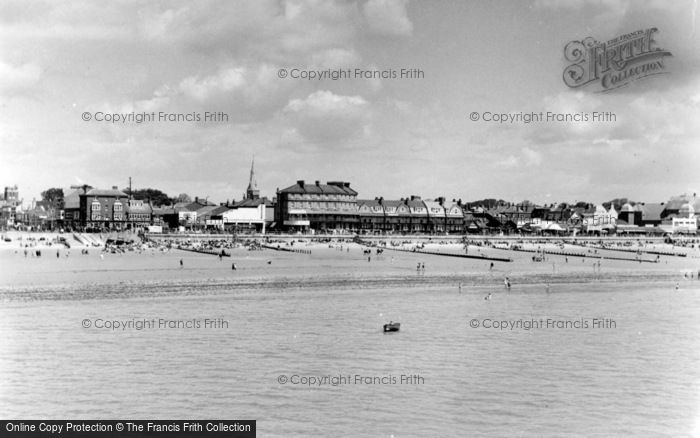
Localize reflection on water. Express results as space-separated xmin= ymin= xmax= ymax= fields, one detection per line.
xmin=1 ymin=279 xmax=699 ymax=437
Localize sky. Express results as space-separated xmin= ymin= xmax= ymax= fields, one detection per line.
xmin=1 ymin=0 xmax=699 ymax=205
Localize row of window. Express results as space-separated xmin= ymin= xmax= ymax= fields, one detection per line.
xmin=91 ymin=201 xmax=123 ymax=211
xmin=289 ymin=202 xmax=356 ymax=210
xmin=287 ymin=193 xmax=355 ymax=201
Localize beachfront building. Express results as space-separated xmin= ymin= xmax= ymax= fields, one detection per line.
xmin=171 ymin=197 xmax=216 ymax=230
xmin=406 ymin=196 xmax=428 ymax=233
xmin=424 ymin=199 xmax=446 ymax=233
xmin=0 ymin=185 xmax=20 ymax=228
xmin=442 ymin=199 xmax=465 ymax=234
xmin=77 ymin=187 xmax=129 ymax=230
xmin=221 ymin=200 xmax=271 ymax=233
xmin=125 ymin=199 xmax=152 ymax=231
xmin=358 ymin=199 xmax=385 ymax=234
xmin=662 ymin=202 xmax=698 ymax=234
xmin=275 ymin=180 xmax=359 ymax=232
xmin=379 ymin=200 xmax=404 ymax=233
xmin=582 ymin=204 xmax=617 ymax=234
xmin=618 ymin=203 xmax=642 ymax=226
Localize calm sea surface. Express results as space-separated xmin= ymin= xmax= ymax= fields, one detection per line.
xmin=1 ymin=276 xmax=699 ymax=437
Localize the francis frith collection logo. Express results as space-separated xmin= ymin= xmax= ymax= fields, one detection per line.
xmin=563 ymin=28 xmax=672 ymax=92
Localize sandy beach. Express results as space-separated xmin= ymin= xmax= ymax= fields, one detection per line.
xmin=2 ymin=233 xmax=699 ymax=300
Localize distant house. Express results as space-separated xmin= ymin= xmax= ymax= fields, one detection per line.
xmin=423 ymin=199 xmax=445 ymax=233
xmin=222 ymin=198 xmax=273 ymax=233
xmin=442 ymin=199 xmax=464 ymax=234
xmin=79 ymin=187 xmax=129 ymax=230
xmin=357 ymin=199 xmax=385 ymax=234
xmin=582 ymin=204 xmax=617 ymax=233
xmin=275 ymin=180 xmax=359 ymax=232
xmin=640 ymin=203 xmax=664 ymax=227
xmin=126 ymin=199 xmax=153 ymax=230
xmin=662 ymin=202 xmax=697 ymax=234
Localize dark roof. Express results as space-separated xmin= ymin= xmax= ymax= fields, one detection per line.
xmin=235 ymin=198 xmax=273 ymax=208
xmin=357 ymin=199 xmax=384 ymax=216
xmin=406 ymin=199 xmax=427 ymax=215
xmin=210 ymin=205 xmax=232 ymax=216
xmin=641 ymin=203 xmax=664 ymax=221
xmin=63 ymin=189 xmax=82 ymax=209
xmin=280 ymin=180 xmax=357 ymax=196
xmin=127 ymin=201 xmax=152 ymax=213
xmin=152 ymin=207 xmax=176 ymax=215
xmin=83 ymin=188 xmax=127 ymax=197
xmin=381 ymin=200 xmax=403 ymax=208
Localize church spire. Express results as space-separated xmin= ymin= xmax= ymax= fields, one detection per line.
xmin=246 ymin=156 xmax=260 ymax=200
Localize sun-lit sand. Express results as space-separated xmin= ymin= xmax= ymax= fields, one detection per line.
xmin=2 ymin=232 xmax=699 ymax=301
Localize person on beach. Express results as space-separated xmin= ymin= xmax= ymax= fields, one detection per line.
xmin=490 ymin=262 xmax=494 ymax=271
xmin=485 ymin=292 xmax=492 ymax=300
xmin=56 ymin=250 xmax=60 ymax=258
xmin=232 ymin=263 xmax=237 ymax=270
xmin=179 ymin=258 xmax=183 ymax=268
xmin=504 ymin=277 xmax=511 ymax=290
xmin=24 ymin=248 xmax=27 ymax=257
xmin=421 ymin=262 xmax=425 ymax=272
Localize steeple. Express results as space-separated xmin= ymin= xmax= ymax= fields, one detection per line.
xmin=246 ymin=156 xmax=260 ymax=200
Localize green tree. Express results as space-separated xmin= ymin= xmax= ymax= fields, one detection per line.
xmin=127 ymin=188 xmax=174 ymax=206
xmin=41 ymin=187 xmax=65 ymax=209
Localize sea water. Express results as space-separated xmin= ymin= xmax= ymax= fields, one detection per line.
xmin=1 ymin=274 xmax=699 ymax=437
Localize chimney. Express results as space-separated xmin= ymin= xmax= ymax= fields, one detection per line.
xmin=315 ymin=180 xmax=320 ymax=186
xmin=297 ymin=180 xmax=305 ymax=188
xmin=112 ymin=186 xmax=118 ymax=190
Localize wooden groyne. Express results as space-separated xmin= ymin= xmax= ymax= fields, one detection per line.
xmin=261 ymin=244 xmax=312 ymax=255
xmin=374 ymin=245 xmax=512 ymax=262
xmin=176 ymin=247 xmax=231 ymax=257
xmin=490 ymin=245 xmax=658 ymax=263
xmin=570 ymin=243 xmax=687 ymax=257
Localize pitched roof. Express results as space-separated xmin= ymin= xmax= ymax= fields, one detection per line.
xmin=280 ymin=180 xmax=357 ymax=196
xmin=357 ymin=199 xmax=384 ymax=216
xmin=210 ymin=205 xmax=232 ymax=216
xmin=127 ymin=200 xmax=152 ymax=213
xmin=152 ymin=207 xmax=176 ymax=215
xmin=641 ymin=203 xmax=664 ymax=221
xmin=84 ymin=188 xmax=127 ymax=197
xmin=235 ymin=198 xmax=272 ymax=208
xmin=63 ymin=189 xmax=82 ymax=209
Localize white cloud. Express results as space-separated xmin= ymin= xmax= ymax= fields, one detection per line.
xmin=284 ymin=90 xmax=370 ymax=143
xmin=363 ymin=0 xmax=413 ymax=36
xmin=179 ymin=68 xmax=247 ymax=101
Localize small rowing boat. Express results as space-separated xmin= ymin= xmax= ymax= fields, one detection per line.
xmin=383 ymin=322 xmax=400 ymax=332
